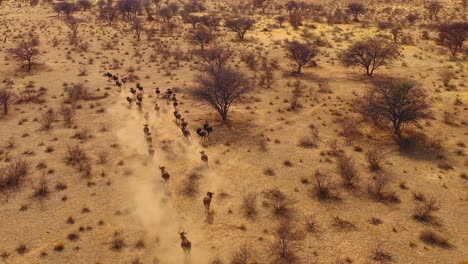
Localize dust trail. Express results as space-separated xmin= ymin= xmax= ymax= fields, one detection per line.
xmin=108 ymin=89 xmax=217 ymax=263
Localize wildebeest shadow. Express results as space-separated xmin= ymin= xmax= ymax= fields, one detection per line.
xmin=205 ymin=210 xmax=215 ymax=224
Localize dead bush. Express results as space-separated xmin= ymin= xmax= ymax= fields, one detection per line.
xmin=0 ymin=160 xmax=30 ymax=195
xmin=332 ymin=216 xmax=356 ymax=231
xmin=269 ymin=223 xmax=303 ymax=264
xmin=439 ymin=69 xmax=455 ymax=87
xmin=304 ymin=214 xmax=318 ymax=233
xmin=371 ymin=242 xmax=392 ymax=263
xmin=241 ymin=192 xmax=257 ymax=218
xmin=67 ymin=83 xmax=89 ymax=105
xmin=263 ymin=188 xmax=295 ymax=219
xmin=64 ymin=145 xmax=88 ymax=167
xmin=313 ymin=170 xmax=336 ymax=200
xmin=413 ymin=198 xmax=439 ymax=222
xmin=40 ymin=109 xmax=55 ymax=130
xmin=33 ymin=176 xmax=49 ymax=199
xmin=419 ymin=230 xmax=450 ymax=248
xmin=60 ymin=104 xmax=75 ymax=127
xmin=365 ymin=146 xmax=388 ymax=171
xmin=367 ymin=174 xmax=400 ymax=203
xmin=337 ymin=155 xmax=359 ymax=187
xmin=230 ymin=242 xmax=252 ymax=264
xmin=18 ymin=86 xmax=46 ymax=103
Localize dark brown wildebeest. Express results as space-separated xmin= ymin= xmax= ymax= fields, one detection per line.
xmin=203 ymin=192 xmax=214 ymax=212
xmin=159 ymin=166 xmax=170 ymax=182
xmin=200 ymin=151 xmax=208 ymax=164
xmin=179 ymin=231 xmax=191 ymax=255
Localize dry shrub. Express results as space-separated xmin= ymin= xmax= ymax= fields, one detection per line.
xmin=339 ymin=119 xmax=361 ymax=144
xmin=298 ymin=136 xmax=318 ymax=148
xmin=332 ymin=216 xmax=356 ymax=231
xmin=269 ymin=222 xmax=303 ymax=264
xmin=180 ymin=173 xmax=201 ymax=197
xmin=439 ymin=69 xmax=455 ymax=87
xmin=365 ymin=146 xmax=388 ymax=171
xmin=304 ymin=214 xmax=318 ymax=233
xmin=0 ymin=160 xmax=30 ymax=195
xmin=40 ymin=109 xmax=55 ymax=130
xmin=413 ymin=198 xmax=439 ymax=222
xmin=230 ymin=242 xmax=252 ymax=264
xmin=241 ymin=192 xmax=257 ymax=218
xmin=67 ymin=83 xmax=89 ymax=104
xmin=33 ymin=175 xmax=49 ymax=199
xmin=18 ymin=86 xmax=46 ymax=103
xmin=60 ymin=104 xmax=75 ymax=127
xmin=337 ymin=155 xmax=359 ymax=187
xmin=313 ymin=170 xmax=336 ymax=200
xmin=371 ymin=242 xmax=392 ymax=263
xmin=64 ymin=145 xmax=88 ymax=167
xmin=419 ymin=230 xmax=450 ymax=248
xmin=263 ymin=188 xmax=295 ymax=219
xmin=367 ymin=174 xmax=400 ymax=204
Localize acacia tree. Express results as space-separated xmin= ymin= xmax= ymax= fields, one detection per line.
xmin=426 ymin=1 xmax=443 ymax=20
xmin=437 ymin=22 xmax=467 ymax=57
xmin=192 ymin=67 xmax=249 ymax=122
xmin=8 ymin=39 xmax=40 ymax=72
xmin=362 ymin=79 xmax=430 ymax=139
xmin=0 ymin=89 xmax=15 ymax=115
xmin=225 ymin=17 xmax=256 ymax=40
xmin=188 ymin=25 xmax=214 ymax=50
xmin=348 ymin=2 xmax=365 ymax=21
xmin=252 ymin=0 xmax=272 ymax=14
xmin=100 ymin=4 xmax=119 ymax=25
xmin=132 ymin=17 xmax=144 ymax=41
xmin=286 ymin=41 xmax=318 ymax=74
xmin=339 ymin=38 xmax=399 ymax=77
xmin=196 ymin=46 xmax=233 ymax=75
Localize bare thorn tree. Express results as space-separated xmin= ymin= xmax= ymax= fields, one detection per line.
xmin=0 ymin=88 xmax=15 ymax=115
xmin=225 ymin=17 xmax=256 ymax=40
xmin=8 ymin=39 xmax=40 ymax=72
xmin=286 ymin=41 xmax=318 ymax=74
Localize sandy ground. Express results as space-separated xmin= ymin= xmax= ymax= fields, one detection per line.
xmin=0 ymin=1 xmax=467 ymax=264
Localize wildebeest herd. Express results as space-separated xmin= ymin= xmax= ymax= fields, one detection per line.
xmin=105 ymin=72 xmax=216 ymax=255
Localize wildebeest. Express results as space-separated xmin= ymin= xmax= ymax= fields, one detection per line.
xmin=196 ymin=128 xmax=207 ymax=140
xmin=203 ymin=192 xmax=214 ymax=212
xmin=203 ymin=122 xmax=213 ymax=135
xmin=179 ymin=231 xmax=191 ymax=255
xmin=126 ymin=97 xmax=133 ymax=105
xmin=200 ymin=151 xmax=208 ymax=164
xmin=182 ymin=128 xmax=191 ymax=139
xmin=143 ymin=124 xmax=150 ymax=135
xmin=160 ymin=166 xmax=170 ymax=182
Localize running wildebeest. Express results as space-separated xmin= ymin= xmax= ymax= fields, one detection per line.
xmin=159 ymin=166 xmax=170 ymax=182
xmin=143 ymin=124 xmax=150 ymax=135
xmin=136 ymin=94 xmax=143 ymax=102
xmin=196 ymin=128 xmax=207 ymax=140
xmin=200 ymin=151 xmax=208 ymax=164
xmin=112 ymin=75 xmax=118 ymax=81
xmin=182 ymin=127 xmax=191 ymax=139
xmin=130 ymin=88 xmax=137 ymax=97
xmin=203 ymin=192 xmax=214 ymax=212
xmin=126 ymin=97 xmax=133 ymax=105
xmin=179 ymin=231 xmax=191 ymax=255
xmin=203 ymin=122 xmax=213 ymax=135
xmin=154 ymin=103 xmax=160 ymax=113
